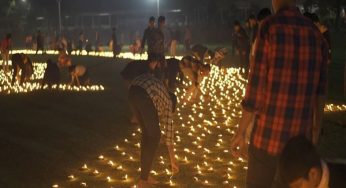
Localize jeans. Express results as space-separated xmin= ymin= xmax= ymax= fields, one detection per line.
xmin=129 ymin=86 xmax=161 ymax=180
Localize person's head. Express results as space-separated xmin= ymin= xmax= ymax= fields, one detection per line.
xmin=279 ymin=136 xmax=323 ymax=188
xmin=68 ymin=65 xmax=77 ymax=74
xmin=158 ymin=16 xmax=166 ymax=28
xmin=272 ymin=0 xmax=296 ymax=13
xmin=234 ymin=21 xmax=241 ymax=32
xmin=149 ymin=16 xmax=155 ymax=28
xmin=248 ymin=14 xmax=257 ymax=27
xmin=199 ymin=64 xmax=211 ymax=77
xmin=180 ymin=56 xmax=194 ymax=67
xmin=257 ymin=8 xmax=272 ymax=23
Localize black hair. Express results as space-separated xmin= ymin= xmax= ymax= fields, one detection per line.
xmin=148 ymin=53 xmax=162 ymax=63
xmin=257 ymin=8 xmax=272 ymax=22
xmin=158 ymin=16 xmax=166 ymax=24
xmin=149 ymin=16 xmax=155 ymax=22
xmin=169 ymin=92 xmax=177 ymax=113
xmin=68 ymin=65 xmax=76 ymax=73
xmin=310 ymin=13 xmax=320 ymax=23
xmin=182 ymin=56 xmax=193 ymax=63
xmin=279 ymin=135 xmax=322 ymax=185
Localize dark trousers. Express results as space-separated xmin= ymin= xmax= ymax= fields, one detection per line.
xmin=246 ymin=145 xmax=285 ymax=188
xmin=129 ymin=86 xmax=161 ymax=180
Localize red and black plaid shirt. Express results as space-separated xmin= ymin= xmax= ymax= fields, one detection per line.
xmin=242 ymin=7 xmax=328 ymax=155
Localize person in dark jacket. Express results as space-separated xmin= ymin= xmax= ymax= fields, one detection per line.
xmin=42 ymin=59 xmax=60 ymax=88
xmin=233 ymin=21 xmax=250 ymax=68
xmin=141 ymin=17 xmax=156 ymax=54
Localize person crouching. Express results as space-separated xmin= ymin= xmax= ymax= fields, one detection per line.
xmin=68 ymin=65 xmax=90 ymax=86
xmin=42 ymin=59 xmax=60 ymax=89
xmin=11 ymin=53 xmax=33 ymax=86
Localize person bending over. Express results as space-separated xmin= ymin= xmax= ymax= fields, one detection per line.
xmin=11 ymin=53 xmax=33 ymax=86
xmin=179 ymin=56 xmax=211 ymax=102
xmin=68 ymin=65 xmax=90 ymax=86
xmin=121 ymin=55 xmax=161 ymax=124
xmin=129 ymin=73 xmax=178 ymax=188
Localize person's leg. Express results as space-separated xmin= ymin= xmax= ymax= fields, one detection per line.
xmin=129 ymin=86 xmax=161 ymax=181
xmin=246 ymin=145 xmax=278 ymax=188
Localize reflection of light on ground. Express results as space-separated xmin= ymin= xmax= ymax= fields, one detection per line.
xmin=0 ymin=60 xmax=104 ymax=94
xmin=10 ymin=50 xmax=183 ymax=60
xmin=51 ymin=64 xmax=346 ymax=188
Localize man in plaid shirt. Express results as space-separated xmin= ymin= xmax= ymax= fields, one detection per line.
xmin=129 ymin=73 xmax=178 ymax=188
xmin=230 ymin=0 xmax=328 ymax=187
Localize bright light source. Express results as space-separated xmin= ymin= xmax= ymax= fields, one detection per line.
xmin=21 ymin=0 xmax=27 ymax=3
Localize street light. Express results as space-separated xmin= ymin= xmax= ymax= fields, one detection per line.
xmin=57 ymin=0 xmax=62 ymax=33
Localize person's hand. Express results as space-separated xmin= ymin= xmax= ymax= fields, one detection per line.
xmin=230 ymin=131 xmax=248 ymax=159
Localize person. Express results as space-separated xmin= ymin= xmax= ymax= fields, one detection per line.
xmin=111 ymin=27 xmax=118 ymax=58
xmin=121 ymin=56 xmax=160 ymax=88
xmin=279 ymin=135 xmax=346 ymax=188
xmin=178 ymin=56 xmax=211 ymax=102
xmin=150 ymin=16 xmax=165 ymax=60
xmin=36 ymin=30 xmax=45 ymax=54
xmin=129 ymin=73 xmax=178 ymax=188
xmin=249 ymin=8 xmax=272 ymax=62
xmin=140 ymin=17 xmax=156 ymax=55
xmin=230 ymin=0 xmax=329 ymax=188
xmin=58 ymin=49 xmax=72 ymax=68
xmin=233 ymin=21 xmax=250 ymax=69
xmin=95 ymin=31 xmax=101 ymax=55
xmin=11 ymin=53 xmax=33 ymax=86
xmin=148 ymin=16 xmax=166 ymax=80
xmin=184 ymin=26 xmax=192 ymax=52
xmin=77 ymin=32 xmax=84 ymax=55
xmin=170 ymin=28 xmax=179 ymax=58
xmin=1 ymin=33 xmax=11 ymax=73
xmin=248 ymin=14 xmax=258 ymax=46
xmin=304 ymin=13 xmax=332 ymax=65
xmin=25 ymin=34 xmax=33 ymax=49
xmin=85 ymin=39 xmax=92 ymax=55
xmin=257 ymin=8 xmax=272 ymax=23
xmin=121 ymin=55 xmax=162 ymax=124
xmin=68 ymin=65 xmax=90 ymax=86
xmin=129 ymin=36 xmax=142 ymax=55
xmin=191 ymin=44 xmax=211 ymax=63
xmin=42 ymin=59 xmax=60 ymax=89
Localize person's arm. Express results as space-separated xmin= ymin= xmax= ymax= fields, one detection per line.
xmin=231 ymin=21 xmax=269 ymax=158
xmin=313 ymin=39 xmax=329 ymax=145
xmin=70 ymin=74 xmax=75 ymax=85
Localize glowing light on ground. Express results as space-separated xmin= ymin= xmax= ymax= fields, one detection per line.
xmin=10 ymin=50 xmax=183 ymax=61
xmin=0 ymin=60 xmax=104 ymax=94
xmin=50 ymin=64 xmax=345 ymax=187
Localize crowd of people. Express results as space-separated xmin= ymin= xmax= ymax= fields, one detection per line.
xmin=122 ymin=0 xmax=345 ymax=188
xmin=1 ymin=0 xmax=345 ymax=187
